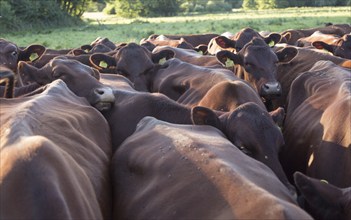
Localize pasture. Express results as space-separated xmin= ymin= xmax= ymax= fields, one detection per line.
xmin=3 ymin=6 xmax=351 ymax=49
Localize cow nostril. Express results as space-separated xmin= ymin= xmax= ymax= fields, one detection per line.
xmin=263 ymin=84 xmax=270 ymax=90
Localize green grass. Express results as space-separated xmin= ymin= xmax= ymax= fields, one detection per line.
xmin=3 ymin=7 xmax=350 ymax=49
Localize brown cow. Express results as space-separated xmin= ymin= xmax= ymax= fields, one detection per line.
xmin=216 ymin=38 xmax=298 ymax=104
xmin=296 ymin=31 xmax=351 ymax=59
xmin=18 ymin=57 xmax=115 ymax=111
xmin=90 ymin=42 xmax=174 ymax=91
xmin=0 ymin=38 xmax=45 ymax=73
xmin=147 ymin=33 xmax=219 ymax=47
xmin=271 ymin=45 xmax=351 ymax=110
xmin=280 ymin=60 xmax=351 ymax=187
xmin=207 ymin=27 xmax=282 ymax=55
xmin=140 ymin=35 xmax=195 ymax=51
xmin=0 ymin=80 xmax=112 ymax=220
xmin=294 ymin=172 xmax=351 ymax=220
xmin=152 ymin=45 xmax=223 ymax=67
xmin=147 ymin=58 xmax=265 ymax=110
xmin=112 ymin=116 xmax=312 ymax=220
xmin=280 ymin=23 xmax=351 ymax=45
xmin=18 ymin=56 xmax=292 ymax=191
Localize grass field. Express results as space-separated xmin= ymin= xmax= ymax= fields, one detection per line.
xmin=3 ymin=7 xmax=350 ymax=49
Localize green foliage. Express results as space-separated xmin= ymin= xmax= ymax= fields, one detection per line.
xmin=103 ymin=2 xmax=116 ymax=14
xmin=115 ymin=0 xmax=143 ymax=18
xmin=242 ymin=0 xmax=257 ymax=9
xmin=0 ymin=0 xmax=22 ymax=30
xmin=206 ymin=1 xmax=232 ymax=12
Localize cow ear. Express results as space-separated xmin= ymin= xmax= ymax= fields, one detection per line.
xmin=312 ymin=41 xmax=335 ymax=53
xmin=72 ymin=49 xmax=87 ymax=56
xmin=80 ymin=44 xmax=93 ymax=52
xmin=91 ymin=68 xmax=101 ymax=80
xmin=89 ymin=53 xmax=116 ymax=70
xmin=280 ymin=32 xmax=291 ymax=44
xmin=152 ymin=49 xmax=175 ymax=64
xmin=276 ymin=47 xmax=297 ymax=63
xmin=18 ymin=44 xmax=46 ymax=62
xmin=17 ymin=61 xmax=48 ymax=85
xmin=293 ymin=172 xmax=344 ymax=215
xmin=191 ymin=106 xmax=221 ymax=129
xmin=194 ymin=44 xmax=208 ymax=54
xmin=264 ymin=33 xmax=282 ymax=47
xmin=216 ymin=50 xmax=242 ymax=67
xmin=269 ymin=107 xmax=285 ymax=127
xmin=215 ymin=36 xmax=236 ymax=49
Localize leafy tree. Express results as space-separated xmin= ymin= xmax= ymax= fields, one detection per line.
xmin=242 ymin=0 xmax=256 ymax=9
xmin=115 ymin=0 xmax=180 ymax=17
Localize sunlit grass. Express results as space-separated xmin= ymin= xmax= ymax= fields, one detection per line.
xmin=4 ymin=7 xmax=350 ymax=49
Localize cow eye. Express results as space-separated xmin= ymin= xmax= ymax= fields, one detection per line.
xmin=11 ymin=51 xmax=18 ymax=56
xmin=239 ymin=145 xmax=252 ymax=156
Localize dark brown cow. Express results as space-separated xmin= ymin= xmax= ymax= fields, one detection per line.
xmin=152 ymin=45 xmax=223 ymax=67
xmin=0 ymin=38 xmax=45 ymax=73
xmin=147 ymin=58 xmax=266 ymax=110
xmin=272 ymin=45 xmax=351 ymax=110
xmin=18 ymin=58 xmax=115 ymax=111
xmin=147 ymin=33 xmax=219 ymax=47
xmin=112 ymin=117 xmax=312 ymax=220
xmin=0 ymin=80 xmax=112 ymax=220
xmin=90 ymin=42 xmax=174 ymax=91
xmin=280 ymin=60 xmax=351 ymax=187
xmin=207 ymin=27 xmax=282 ymax=55
xmin=216 ymin=38 xmax=297 ymax=103
xmin=18 ymin=56 xmax=293 ymax=191
xmin=294 ymin=172 xmax=351 ymax=220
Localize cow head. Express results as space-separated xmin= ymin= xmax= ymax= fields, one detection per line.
xmin=17 ymin=58 xmax=115 ymax=111
xmin=208 ymin=28 xmax=282 ymax=54
xmin=191 ymin=103 xmax=296 ymax=195
xmin=90 ymin=43 xmax=174 ymax=92
xmin=216 ymin=38 xmax=298 ymax=100
xmin=0 ymin=66 xmax=15 ymax=98
xmin=312 ymin=34 xmax=351 ymax=59
xmin=0 ymin=38 xmax=45 ymax=72
xmin=294 ymin=172 xmax=351 ymax=220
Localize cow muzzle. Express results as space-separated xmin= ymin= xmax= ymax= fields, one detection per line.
xmin=260 ymin=82 xmax=282 ymax=98
xmin=93 ymin=87 xmax=115 ymax=111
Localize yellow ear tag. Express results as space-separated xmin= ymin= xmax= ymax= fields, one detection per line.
xmin=320 ymin=179 xmax=329 ymax=184
xmin=159 ymin=58 xmax=167 ymax=65
xmin=268 ymin=40 xmax=275 ymax=47
xmin=29 ymin=53 xmax=39 ymax=61
xmin=225 ymin=59 xmax=234 ymax=68
xmin=99 ymin=61 xmax=108 ymax=68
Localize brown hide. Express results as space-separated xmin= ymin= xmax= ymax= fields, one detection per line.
xmin=281 ymin=61 xmax=351 ymax=187
xmin=0 ymin=80 xmax=112 ymax=220
xmin=272 ymin=46 xmax=351 ymax=110
xmin=112 ymin=117 xmax=312 ymax=220
xmin=152 ymin=46 xmax=223 ymax=67
xmin=18 ymin=58 xmax=115 ymax=111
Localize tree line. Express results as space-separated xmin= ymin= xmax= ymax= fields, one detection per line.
xmin=1 ymin=0 xmax=350 ymax=31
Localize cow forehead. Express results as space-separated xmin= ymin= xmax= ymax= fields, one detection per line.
xmin=0 ymin=42 xmax=17 ymax=53
xmin=51 ymin=59 xmax=92 ymax=73
xmin=244 ymin=46 xmax=277 ymax=62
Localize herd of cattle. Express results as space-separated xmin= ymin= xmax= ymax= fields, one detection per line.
xmin=0 ymin=22 xmax=350 ymax=220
